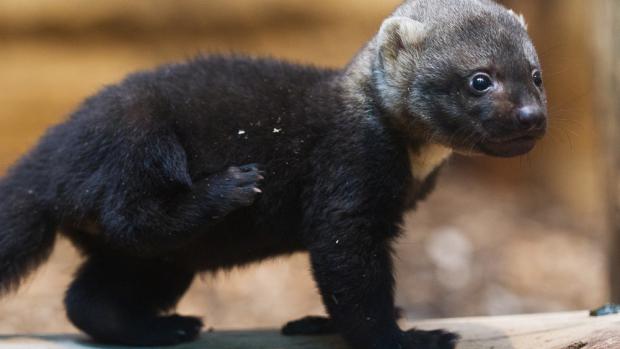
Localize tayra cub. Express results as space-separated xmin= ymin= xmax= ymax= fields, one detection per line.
xmin=0 ymin=0 xmax=546 ymax=348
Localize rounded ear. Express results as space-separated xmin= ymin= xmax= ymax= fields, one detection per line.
xmin=507 ymin=9 xmax=528 ymax=29
xmin=377 ymin=16 xmax=426 ymax=62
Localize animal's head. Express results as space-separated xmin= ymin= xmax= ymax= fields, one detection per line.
xmin=374 ymin=0 xmax=546 ymax=157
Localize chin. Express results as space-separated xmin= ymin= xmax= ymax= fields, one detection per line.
xmin=478 ymin=136 xmax=538 ymax=157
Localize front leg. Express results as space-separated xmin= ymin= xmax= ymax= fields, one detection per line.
xmin=282 ymin=309 xmax=404 ymax=336
xmin=300 ymin=139 xmax=457 ymax=348
xmin=308 ymin=236 xmax=457 ymax=349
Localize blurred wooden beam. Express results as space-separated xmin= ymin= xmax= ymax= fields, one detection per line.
xmin=0 ymin=0 xmax=399 ymax=38
xmin=0 ymin=311 xmax=618 ymax=348
xmin=594 ymin=0 xmax=620 ymax=301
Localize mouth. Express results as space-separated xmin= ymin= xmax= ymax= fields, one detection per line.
xmin=478 ymin=134 xmax=540 ymax=157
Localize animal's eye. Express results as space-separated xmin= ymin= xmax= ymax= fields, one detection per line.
xmin=532 ymin=70 xmax=543 ymax=87
xmin=469 ymin=73 xmax=493 ymax=94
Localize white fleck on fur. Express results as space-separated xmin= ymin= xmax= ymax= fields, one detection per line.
xmin=507 ymin=9 xmax=528 ymax=29
xmin=409 ymin=144 xmax=452 ymax=180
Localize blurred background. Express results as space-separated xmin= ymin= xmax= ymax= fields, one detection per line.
xmin=0 ymin=0 xmax=612 ymax=334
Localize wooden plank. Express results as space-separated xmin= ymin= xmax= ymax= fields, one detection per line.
xmin=0 ymin=312 xmax=618 ymax=348
xmin=415 ymin=312 xmax=620 ymax=349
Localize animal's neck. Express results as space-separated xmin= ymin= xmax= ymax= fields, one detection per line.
xmin=408 ymin=143 xmax=452 ymax=181
xmin=335 ymin=39 xmax=453 ymax=181
xmin=336 ymin=39 xmax=380 ymax=107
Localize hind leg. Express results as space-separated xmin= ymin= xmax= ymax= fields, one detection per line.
xmin=99 ymin=163 xmax=264 ymax=256
xmin=65 ymin=255 xmax=200 ymax=346
xmin=282 ymin=316 xmax=337 ymax=335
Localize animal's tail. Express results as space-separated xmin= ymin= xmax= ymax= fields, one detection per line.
xmin=0 ymin=164 xmax=57 ymax=294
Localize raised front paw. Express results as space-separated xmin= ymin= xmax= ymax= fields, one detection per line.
xmin=207 ymin=164 xmax=264 ymax=216
xmin=401 ymin=328 xmax=459 ymax=349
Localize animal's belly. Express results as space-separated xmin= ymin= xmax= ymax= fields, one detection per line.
xmin=175 ymin=207 xmax=306 ymax=271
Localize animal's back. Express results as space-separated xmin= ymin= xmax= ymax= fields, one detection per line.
xmin=32 ymin=56 xmax=333 ymax=218
xmin=33 ymin=56 xmax=342 ymax=265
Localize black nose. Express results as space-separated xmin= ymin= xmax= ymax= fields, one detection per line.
xmin=516 ymin=106 xmax=546 ymax=130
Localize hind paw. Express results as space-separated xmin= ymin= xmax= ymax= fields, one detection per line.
xmin=282 ymin=316 xmax=337 ymax=336
xmin=133 ymin=315 xmax=204 ymax=346
xmin=206 ymin=163 xmax=264 ymax=217
xmin=402 ymin=328 xmax=460 ymax=349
